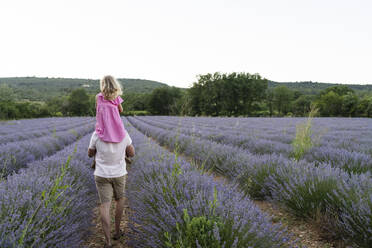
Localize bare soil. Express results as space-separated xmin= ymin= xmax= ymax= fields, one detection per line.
xmin=253 ymin=200 xmax=350 ymax=248
xmin=83 ymin=197 xmax=132 ymax=248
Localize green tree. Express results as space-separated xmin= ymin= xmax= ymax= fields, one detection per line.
xmin=357 ymin=96 xmax=372 ymax=117
xmin=148 ymin=87 xmax=182 ymax=115
xmin=316 ymin=91 xmax=343 ymax=116
xmin=0 ymin=84 xmax=15 ymax=102
xmin=292 ymin=95 xmax=313 ymax=116
xmin=122 ymin=93 xmax=150 ymax=112
xmin=293 ymin=90 xmax=302 ymax=100
xmin=0 ymin=103 xmax=19 ymax=119
xmin=197 ymin=73 xmax=222 ymax=116
xmin=46 ymin=96 xmax=69 ymax=116
xmin=0 ymin=84 xmax=17 ymax=119
xmin=188 ymin=72 xmax=268 ymax=116
xmin=316 ymin=85 xmax=356 ymax=117
xmin=273 ymin=86 xmax=293 ymax=115
xmin=68 ymin=88 xmax=91 ymax=116
xmin=236 ymin=73 xmax=267 ymax=115
xmin=319 ymin=85 xmax=354 ymax=97
xmin=341 ymin=92 xmax=359 ymax=117
xmin=266 ymin=88 xmax=275 ymax=116
xmin=187 ymin=83 xmax=203 ymax=116
xmin=170 ymin=92 xmax=188 ymax=116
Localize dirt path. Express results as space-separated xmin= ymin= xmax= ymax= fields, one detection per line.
xmin=213 ymin=174 xmax=340 ymax=247
xmin=254 ymin=200 xmax=348 ymax=248
xmin=83 ymin=196 xmax=132 ymax=248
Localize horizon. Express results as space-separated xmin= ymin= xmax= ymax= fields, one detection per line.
xmin=1 ymin=75 xmax=372 ymax=88
xmin=0 ymin=0 xmax=371 ymax=87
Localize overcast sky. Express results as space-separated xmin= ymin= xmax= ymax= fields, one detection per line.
xmin=0 ymin=0 xmax=371 ymax=88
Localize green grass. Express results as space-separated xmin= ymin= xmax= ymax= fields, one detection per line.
xmin=291 ymin=106 xmax=318 ymax=160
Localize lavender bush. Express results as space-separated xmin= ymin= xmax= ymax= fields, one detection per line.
xmin=136 ymin=116 xmax=372 ymax=156
xmin=129 ymin=116 xmax=372 ymax=247
xmin=0 ymin=117 xmax=93 ymax=145
xmin=0 ymin=117 xmax=89 ymax=136
xmin=325 ymin=172 xmax=372 ymax=247
xmin=128 ymin=116 xmax=283 ymax=183
xmin=0 ymin=133 xmax=96 ymax=248
xmin=2 ymin=115 xmax=369 ymax=247
xmin=0 ymin=120 xmax=94 ymax=177
xmin=134 ymin=116 xmax=293 ymax=156
xmin=131 ymin=116 xmax=372 ymax=176
xmin=237 ymin=155 xmax=297 ymax=199
xmin=268 ymin=162 xmax=348 ymax=218
xmin=128 ymin=117 xmax=306 ymax=201
xmin=304 ymin=147 xmax=372 ymax=174
xmin=124 ymin=119 xmax=289 ymax=248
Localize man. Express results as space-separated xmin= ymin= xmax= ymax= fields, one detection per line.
xmin=88 ymin=130 xmax=135 ymax=248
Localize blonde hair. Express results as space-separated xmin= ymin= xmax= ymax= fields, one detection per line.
xmin=100 ymin=75 xmax=123 ymax=100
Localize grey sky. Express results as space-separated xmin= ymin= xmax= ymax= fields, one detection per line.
xmin=0 ymin=0 xmax=371 ymax=87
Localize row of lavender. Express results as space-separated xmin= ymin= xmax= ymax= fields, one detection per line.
xmin=0 ymin=117 xmax=93 ymax=145
xmin=0 ymin=117 xmax=91 ymax=136
xmin=123 ymin=118 xmax=290 ymax=247
xmin=138 ymin=116 xmax=372 ymax=154
xmin=134 ymin=116 xmax=293 ymax=157
xmin=127 ymin=116 xmax=372 ymax=247
xmin=134 ymin=116 xmax=372 ymax=174
xmin=0 ymin=132 xmax=96 ymax=247
xmin=0 ymin=118 xmax=95 ymax=177
xmin=146 ymin=116 xmax=371 ymax=148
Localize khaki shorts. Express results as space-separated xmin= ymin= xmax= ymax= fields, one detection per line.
xmin=94 ymin=175 xmax=127 ymax=204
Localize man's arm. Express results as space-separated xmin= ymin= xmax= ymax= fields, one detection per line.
xmin=88 ymin=132 xmax=98 ymax=157
xmin=125 ymin=145 xmax=135 ymax=157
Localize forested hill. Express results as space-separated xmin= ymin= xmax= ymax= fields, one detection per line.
xmin=1 ymin=76 xmax=372 ymax=102
xmin=1 ymin=74 xmax=372 ymax=119
xmin=0 ymin=77 xmax=167 ymax=101
xmin=269 ymin=81 xmax=372 ymax=95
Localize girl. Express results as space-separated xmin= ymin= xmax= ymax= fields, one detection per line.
xmin=91 ymin=75 xmax=127 ymax=169
xmin=95 ymin=75 xmax=125 ymax=142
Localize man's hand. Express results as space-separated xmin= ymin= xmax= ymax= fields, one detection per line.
xmin=126 ymin=145 xmax=135 ymax=158
xmin=88 ymin=148 xmax=96 ymax=157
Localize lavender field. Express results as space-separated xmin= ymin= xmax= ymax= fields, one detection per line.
xmin=0 ymin=117 xmax=96 ymax=247
xmin=0 ymin=116 xmax=371 ymax=247
xmin=126 ymin=116 xmax=372 ymax=248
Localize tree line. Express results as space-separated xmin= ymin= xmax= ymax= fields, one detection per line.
xmin=0 ymin=85 xmax=92 ymax=119
xmin=137 ymin=72 xmax=372 ymax=117
xmin=1 ymin=72 xmax=372 ymax=119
